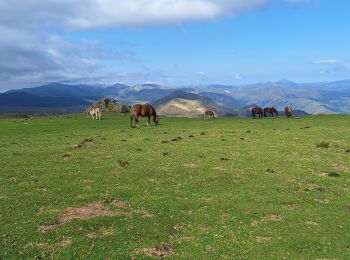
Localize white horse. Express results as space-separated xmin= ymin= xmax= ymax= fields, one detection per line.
xmin=87 ymin=107 xmax=102 ymax=120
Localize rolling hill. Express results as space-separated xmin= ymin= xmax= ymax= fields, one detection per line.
xmin=152 ymin=90 xmax=237 ymax=117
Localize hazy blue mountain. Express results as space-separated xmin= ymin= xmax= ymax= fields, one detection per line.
xmin=6 ymin=83 xmax=127 ymax=100
xmin=0 ymin=92 xmax=90 ymax=107
xmin=199 ymin=91 xmax=244 ymax=108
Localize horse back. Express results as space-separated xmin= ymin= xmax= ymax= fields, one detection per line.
xmin=132 ymin=104 xmax=156 ymax=117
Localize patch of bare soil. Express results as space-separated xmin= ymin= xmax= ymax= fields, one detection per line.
xmin=306 ymin=221 xmax=319 ymax=226
xmin=132 ymin=207 xmax=153 ymax=218
xmin=184 ymin=162 xmax=198 ymax=168
xmin=62 ymin=154 xmax=71 ymax=161
xmin=343 ymin=205 xmax=350 ymax=212
xmin=59 ymin=202 xmax=122 ymax=224
xmin=37 ymin=238 xmax=72 ymax=252
xmin=252 ymin=214 xmax=283 ymax=226
xmin=256 ymin=236 xmax=271 ymax=243
xmin=332 ymin=163 xmax=350 ymax=172
xmin=135 ymin=243 xmax=174 ymax=258
xmin=38 ymin=202 xmax=122 ymax=233
xmin=314 ymin=198 xmax=330 ymax=204
xmin=86 ymin=228 xmax=114 ymax=238
xmin=38 ymin=200 xmax=151 ymax=232
xmin=116 ymin=160 xmax=129 ymax=168
xmin=283 ymin=203 xmax=299 ymax=210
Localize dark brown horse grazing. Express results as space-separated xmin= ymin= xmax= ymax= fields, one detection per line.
xmin=264 ymin=107 xmax=279 ymax=117
xmin=204 ymin=110 xmax=215 ymax=119
xmin=285 ymin=106 xmax=293 ymax=118
xmin=251 ymin=107 xmax=264 ymax=119
xmin=130 ymin=104 xmax=159 ymax=127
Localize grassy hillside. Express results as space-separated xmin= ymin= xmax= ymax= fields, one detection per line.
xmin=0 ymin=113 xmax=349 ymax=259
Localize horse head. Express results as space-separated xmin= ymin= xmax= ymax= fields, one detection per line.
xmin=154 ymin=115 xmax=160 ymax=125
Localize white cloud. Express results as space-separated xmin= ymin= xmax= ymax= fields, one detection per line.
xmin=313 ymin=59 xmax=350 ymax=74
xmin=235 ymin=73 xmax=242 ymax=80
xmin=0 ymin=0 xmax=313 ymax=90
xmin=0 ymin=0 xmax=268 ymax=30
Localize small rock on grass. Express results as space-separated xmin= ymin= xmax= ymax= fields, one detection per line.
xmin=266 ymin=168 xmax=277 ymax=174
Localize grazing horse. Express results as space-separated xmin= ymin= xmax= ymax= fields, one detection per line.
xmin=285 ymin=106 xmax=293 ymax=118
xmin=87 ymin=107 xmax=102 ymax=120
xmin=251 ymin=107 xmax=264 ymax=119
xmin=130 ymin=104 xmax=159 ymax=127
xmin=204 ymin=110 xmax=215 ymax=119
xmin=264 ymin=107 xmax=279 ymax=117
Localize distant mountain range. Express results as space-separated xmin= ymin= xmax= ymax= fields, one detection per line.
xmin=1 ymin=79 xmax=349 ymax=116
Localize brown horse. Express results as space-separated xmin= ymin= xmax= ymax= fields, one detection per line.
xmin=285 ymin=106 xmax=293 ymax=118
xmin=264 ymin=107 xmax=278 ymax=117
xmin=204 ymin=110 xmax=215 ymax=119
xmin=130 ymin=104 xmax=159 ymax=127
xmin=251 ymin=107 xmax=264 ymax=119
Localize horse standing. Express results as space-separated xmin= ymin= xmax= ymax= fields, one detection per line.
xmin=285 ymin=106 xmax=293 ymax=118
xmin=87 ymin=107 xmax=102 ymax=120
xmin=263 ymin=107 xmax=278 ymax=117
xmin=204 ymin=110 xmax=215 ymax=119
xmin=130 ymin=104 xmax=159 ymax=127
xmin=251 ymin=107 xmax=264 ymax=119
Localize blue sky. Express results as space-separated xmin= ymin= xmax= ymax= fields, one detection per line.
xmin=0 ymin=0 xmax=349 ymax=90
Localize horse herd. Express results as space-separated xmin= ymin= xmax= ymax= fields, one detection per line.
xmin=251 ymin=106 xmax=293 ymax=119
xmin=85 ymin=104 xmax=293 ymax=127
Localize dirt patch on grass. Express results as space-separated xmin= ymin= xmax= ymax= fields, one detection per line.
xmin=37 ymin=238 xmax=72 ymax=252
xmin=59 ymin=202 xmax=122 ymax=224
xmin=256 ymin=236 xmax=271 ymax=243
xmin=62 ymin=154 xmax=71 ymax=161
xmin=314 ymin=198 xmax=330 ymax=204
xmin=283 ymin=203 xmax=299 ymax=210
xmin=252 ymin=214 xmax=283 ymax=226
xmin=38 ymin=200 xmax=150 ymax=232
xmin=111 ymin=199 xmax=129 ymax=209
xmin=135 ymin=243 xmax=174 ymax=258
xmin=86 ymin=228 xmax=114 ymax=238
xmin=344 ymin=205 xmax=350 ymax=212
xmin=116 ymin=160 xmax=129 ymax=168
xmin=332 ymin=163 xmax=350 ymax=172
xmin=38 ymin=202 xmax=122 ymax=233
xmin=132 ymin=207 xmax=153 ymax=218
xmin=265 ymin=214 xmax=283 ymax=221
xmin=265 ymin=168 xmax=277 ymax=174
xmin=306 ymin=221 xmax=319 ymax=226
xmin=184 ymin=162 xmax=198 ymax=168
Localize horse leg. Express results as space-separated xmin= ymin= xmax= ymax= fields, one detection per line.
xmin=130 ymin=115 xmax=134 ymax=127
xmin=135 ymin=117 xmax=139 ymax=128
xmin=147 ymin=116 xmax=150 ymax=126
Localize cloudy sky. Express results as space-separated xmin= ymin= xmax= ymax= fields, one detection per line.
xmin=0 ymin=0 xmax=349 ymax=91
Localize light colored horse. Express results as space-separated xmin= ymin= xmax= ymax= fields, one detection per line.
xmin=87 ymin=107 xmax=102 ymax=120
